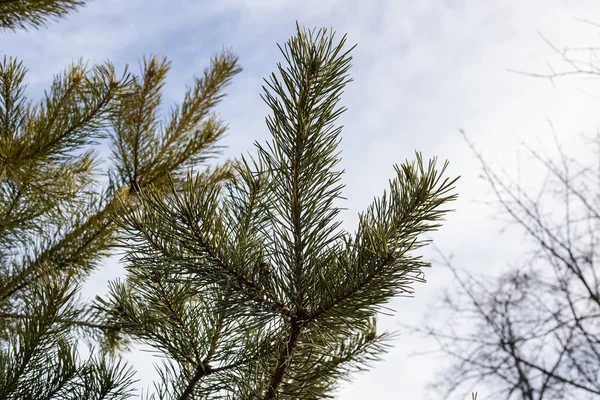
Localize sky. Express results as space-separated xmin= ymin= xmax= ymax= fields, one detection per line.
xmin=4 ymin=0 xmax=600 ymax=398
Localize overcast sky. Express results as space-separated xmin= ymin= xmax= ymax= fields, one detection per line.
xmin=5 ymin=0 xmax=600 ymax=398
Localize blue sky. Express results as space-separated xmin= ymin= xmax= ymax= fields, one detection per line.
xmin=5 ymin=0 xmax=600 ymax=398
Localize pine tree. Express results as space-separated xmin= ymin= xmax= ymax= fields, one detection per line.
xmin=0 ymin=0 xmax=88 ymax=31
xmin=92 ymin=24 xmax=460 ymax=399
xmin=0 ymin=43 xmax=241 ymax=399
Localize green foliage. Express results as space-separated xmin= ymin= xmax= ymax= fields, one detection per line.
xmin=0 ymin=41 xmax=241 ymax=397
xmin=109 ymin=52 xmax=240 ymax=193
xmin=0 ymin=0 xmax=87 ymax=31
xmin=0 ymin=271 xmax=137 ymax=399
xmin=93 ymin=24 xmax=459 ymax=399
xmin=0 ymin=3 xmax=458 ymax=397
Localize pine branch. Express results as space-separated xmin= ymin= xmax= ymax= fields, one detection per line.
xmin=19 ymin=60 xmax=124 ymax=165
xmin=110 ymin=51 xmax=241 ymax=191
xmin=306 ymin=248 xmax=396 ymax=324
xmin=3 ymin=53 xmax=240 ymax=294
xmin=0 ymin=195 xmax=117 ymax=302
xmin=110 ymin=23 xmax=459 ymax=398
xmin=153 ymin=278 xmax=204 ymax=364
xmin=35 ymin=22 xmax=462 ymax=399
xmin=307 ymin=154 xmax=458 ymax=331
xmin=154 ymin=51 xmax=240 ymax=167
xmin=288 ymin=31 xmax=315 ymax=313
xmin=124 ymin=200 xmax=292 ymax=318
xmin=1 ymin=15 xmax=248 ymax=399
xmin=184 ymin=206 xmax=292 ymax=317
xmin=129 ymin=57 xmax=169 ymax=190
xmin=0 ymin=56 xmax=28 ymax=142
xmin=0 ymin=0 xmax=87 ymax=32
xmin=0 ymin=273 xmax=81 ymax=397
xmin=0 ymin=311 xmax=117 ymax=331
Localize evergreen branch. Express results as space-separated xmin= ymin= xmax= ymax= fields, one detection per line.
xmin=131 ymin=57 xmax=168 ymax=189
xmin=288 ymin=29 xmax=314 ymax=312
xmin=37 ymin=342 xmax=80 ymax=400
xmin=153 ymin=117 xmax=228 ymax=183
xmin=204 ymin=310 xmax=223 ymax=365
xmin=0 ymin=21 xmax=460 ymax=398
xmin=0 ymin=52 xmax=239 ymax=297
xmin=0 ymin=0 xmax=86 ymax=31
xmin=0 ymin=153 xmax=97 ymax=247
xmin=38 ymin=65 xmax=84 ymax=149
xmin=157 ymin=354 xmax=253 ymax=400
xmin=6 ymin=160 xmax=236 ymax=300
xmin=153 ymin=278 xmax=203 ymax=364
xmin=0 ymin=56 xmax=28 ymax=142
xmin=256 ymin=23 xmax=354 ymax=315
xmin=3 ymin=159 xmax=234 ymax=301
xmin=110 ymin=51 xmax=240 ymax=192
xmin=0 ymin=311 xmax=117 ymax=331
xmin=1 ymin=25 xmax=248 ymax=398
xmin=114 ymin=172 xmax=292 ymax=319
xmin=110 ymin=289 xmax=235 ymax=399
xmin=183 ymin=205 xmax=292 ymax=318
xmin=0 ymin=273 xmax=80 ymax=397
xmin=154 ymin=50 xmax=240 ymax=167
xmin=306 ymin=251 xmax=395 ymax=324
xmin=117 ymin=24 xmax=457 ymax=398
xmin=0 ymin=196 xmax=116 ymax=302
xmin=308 ymin=154 xmax=458 ymax=327
xmin=114 ymin=118 xmax=134 ymax=186
xmin=70 ymin=354 xmax=137 ymax=400
xmin=1 ymin=184 xmax=23 ymax=226
xmin=0 ymin=60 xmax=129 ymax=250
xmin=109 ymin=55 xmax=169 ymax=192
xmin=123 ymin=192 xmax=292 ymax=318
xmin=178 ymin=346 xmax=262 ymax=400
xmin=44 ymin=74 xmax=113 ymax=152
xmin=21 ymin=61 xmax=124 ymax=165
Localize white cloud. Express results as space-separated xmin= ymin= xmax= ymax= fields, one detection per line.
xmin=6 ymin=0 xmax=600 ymax=397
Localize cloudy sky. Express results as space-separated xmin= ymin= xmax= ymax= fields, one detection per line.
xmin=5 ymin=0 xmax=600 ymax=398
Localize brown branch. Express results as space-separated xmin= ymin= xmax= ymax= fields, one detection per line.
xmin=463 ymin=131 xmax=600 ymax=308
xmin=263 ymin=316 xmax=303 ymax=399
xmin=511 ymin=352 xmax=600 ymax=396
xmin=178 ymin=360 xmax=211 ymax=400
